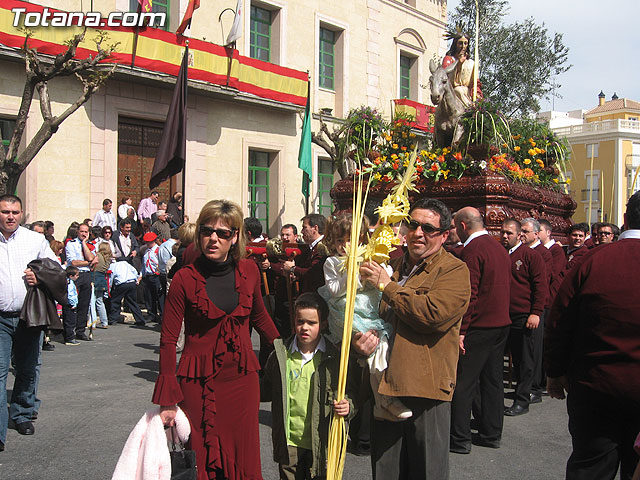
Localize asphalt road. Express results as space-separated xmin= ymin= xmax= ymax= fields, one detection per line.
xmin=0 ymin=321 xmax=577 ymax=479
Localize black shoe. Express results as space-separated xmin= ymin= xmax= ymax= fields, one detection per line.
xmin=76 ymin=334 xmax=92 ymax=341
xmin=134 ymin=321 xmax=146 ymax=326
xmin=42 ymin=342 xmax=55 ymax=351
xmin=0 ymin=440 xmax=4 ymax=451
xmin=529 ymin=392 xmax=542 ymax=404
xmin=16 ymin=421 xmax=35 ymax=435
xmin=504 ymin=404 xmax=529 ymax=416
xmin=472 ymin=433 xmax=500 ymax=449
xmin=449 ymin=443 xmax=471 ymax=454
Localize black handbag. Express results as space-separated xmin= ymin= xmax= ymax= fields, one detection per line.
xmin=169 ymin=426 xmax=197 ymax=480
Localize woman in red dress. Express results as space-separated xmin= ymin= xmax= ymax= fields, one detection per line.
xmin=154 ymin=199 xmax=279 ymax=479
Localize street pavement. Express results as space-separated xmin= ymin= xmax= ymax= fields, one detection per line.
xmin=0 ymin=321 xmax=577 ymax=479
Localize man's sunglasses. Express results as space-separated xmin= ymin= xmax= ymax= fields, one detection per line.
xmin=405 ymin=219 xmax=446 ymax=234
xmin=198 ymin=225 xmax=237 ymax=240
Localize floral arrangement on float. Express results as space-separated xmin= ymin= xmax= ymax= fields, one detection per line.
xmin=355 ymin=101 xmax=571 ymax=191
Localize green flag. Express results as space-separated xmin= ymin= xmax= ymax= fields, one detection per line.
xmin=298 ymin=81 xmax=312 ymax=198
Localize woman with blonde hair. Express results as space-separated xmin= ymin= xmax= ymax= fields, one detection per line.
xmin=153 ymin=200 xmax=279 ymax=480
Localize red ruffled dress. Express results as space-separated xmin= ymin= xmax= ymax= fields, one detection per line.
xmin=153 ymin=257 xmax=279 ymax=480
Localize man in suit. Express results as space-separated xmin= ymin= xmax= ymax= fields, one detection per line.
xmin=357 ymin=198 xmax=471 ymax=479
xmin=65 ymin=222 xmax=96 ymax=342
xmin=450 ymin=207 xmax=511 ymax=453
xmin=283 ymin=214 xmax=328 ymax=294
xmin=501 ymin=218 xmax=547 ymax=417
xmin=545 ymin=192 xmax=640 ymax=479
xmin=113 ymin=218 xmax=140 ymax=269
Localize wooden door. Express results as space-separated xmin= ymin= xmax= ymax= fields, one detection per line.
xmin=117 ymin=117 xmax=174 ymax=211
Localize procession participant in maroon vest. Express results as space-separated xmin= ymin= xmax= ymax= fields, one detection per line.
xmin=444 ymin=220 xmax=464 ymax=259
xmin=545 ymin=191 xmax=640 ymax=480
xmin=597 ymin=222 xmax=616 ymax=244
xmin=538 ymin=219 xmax=567 ymax=300
xmin=563 ymin=223 xmax=589 ymax=272
xmin=450 ymin=207 xmax=511 ymax=454
xmin=584 ymin=222 xmax=600 ymax=249
xmin=283 ymin=214 xmax=328 ymax=294
xmin=520 ymin=218 xmax=552 ymax=404
xmin=501 ymin=219 xmax=547 ymax=416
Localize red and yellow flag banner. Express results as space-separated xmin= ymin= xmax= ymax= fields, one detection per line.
xmin=0 ymin=0 xmax=307 ymax=106
xmin=393 ymin=98 xmax=436 ymax=133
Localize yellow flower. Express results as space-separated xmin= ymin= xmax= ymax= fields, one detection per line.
xmin=442 ymin=147 xmax=450 ymax=155
xmin=528 ymin=148 xmax=537 ymax=156
xmin=566 ymin=178 xmax=572 ymax=184
xmin=373 ymin=172 xmax=382 ymax=181
xmin=514 ymin=146 xmax=521 ymax=152
xmin=403 ymin=159 xmax=409 ymax=167
xmin=391 ymin=153 xmax=398 ymax=160
xmin=553 ymin=178 xmax=559 ymax=183
xmin=420 ymin=150 xmax=428 ymax=156
xmin=524 ymin=159 xmax=532 ymax=165
xmin=535 ymin=147 xmax=544 ymax=154
xmin=392 ymin=144 xmax=398 ymax=149
xmin=385 ymin=135 xmax=392 ymax=142
xmin=409 ymin=133 xmax=416 ymax=138
xmin=441 ymin=169 xmax=450 ymax=179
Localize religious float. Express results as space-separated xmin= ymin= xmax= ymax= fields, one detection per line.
xmin=317 ymin=30 xmax=575 ymax=241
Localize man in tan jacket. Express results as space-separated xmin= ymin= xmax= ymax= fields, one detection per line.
xmin=359 ymin=198 xmax=471 ymax=479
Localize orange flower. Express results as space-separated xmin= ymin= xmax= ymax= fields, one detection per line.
xmin=431 ymin=163 xmax=439 ymax=171
xmin=514 ymin=146 xmax=521 ymax=152
xmin=453 ymin=152 xmax=463 ymax=161
xmin=393 ymin=163 xmax=399 ymax=170
xmin=416 ymin=165 xmax=424 ymax=173
xmin=523 ymin=168 xmax=534 ymax=178
xmin=437 ymin=155 xmax=445 ymax=163
xmin=374 ymin=158 xmax=381 ymax=165
xmin=401 ymin=146 xmax=407 ymax=151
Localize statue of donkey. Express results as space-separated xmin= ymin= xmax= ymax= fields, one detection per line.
xmin=429 ymin=58 xmax=466 ymax=149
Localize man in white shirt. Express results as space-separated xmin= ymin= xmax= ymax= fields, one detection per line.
xmin=65 ymin=223 xmax=95 ymax=342
xmin=93 ymin=198 xmax=117 ymax=231
xmin=0 ymin=194 xmax=57 ymax=448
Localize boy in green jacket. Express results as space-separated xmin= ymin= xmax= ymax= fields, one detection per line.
xmin=261 ymin=292 xmax=356 ymax=480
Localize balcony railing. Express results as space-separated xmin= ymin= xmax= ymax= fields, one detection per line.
xmin=554 ymin=119 xmax=640 ymax=137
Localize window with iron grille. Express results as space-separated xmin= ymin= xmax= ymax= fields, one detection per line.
xmin=317 ymin=158 xmax=334 ymax=217
xmin=250 ymin=5 xmax=271 ymax=62
xmin=400 ymin=55 xmax=412 ymax=99
xmin=248 ymin=150 xmax=270 ymax=232
xmin=319 ymin=27 xmax=335 ymax=90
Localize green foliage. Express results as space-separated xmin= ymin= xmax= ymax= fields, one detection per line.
xmin=338 ymin=106 xmax=389 ymax=161
xmin=459 ymin=99 xmax=512 ymax=153
xmin=449 ymin=0 xmax=571 ymax=117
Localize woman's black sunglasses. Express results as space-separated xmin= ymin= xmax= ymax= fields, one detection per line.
xmin=198 ymin=225 xmax=237 ymax=240
xmin=405 ymin=219 xmax=446 ymax=234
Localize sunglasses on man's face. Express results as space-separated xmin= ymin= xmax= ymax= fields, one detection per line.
xmin=406 ymin=219 xmax=445 ymax=234
xmin=198 ymin=225 xmax=236 ymax=240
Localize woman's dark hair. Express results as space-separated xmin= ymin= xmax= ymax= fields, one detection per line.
xmin=294 ymin=292 xmax=329 ymax=323
xmin=66 ymin=224 xmax=78 ymax=240
xmin=101 ymin=226 xmax=113 ymax=237
xmin=409 ymin=198 xmax=453 ymax=231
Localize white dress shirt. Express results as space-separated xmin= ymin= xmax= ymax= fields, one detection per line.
xmin=158 ymin=239 xmax=177 ymax=274
xmin=0 ymin=226 xmax=57 ymax=311
xmin=289 ymin=335 xmax=326 ymax=367
xmin=463 ymin=229 xmax=489 ymax=247
xmin=118 ymin=233 xmax=132 ymax=258
xmin=93 ymin=209 xmax=117 ymax=231
xmin=65 ymin=238 xmax=91 ymax=272
xmin=108 ymin=261 xmax=140 ymax=292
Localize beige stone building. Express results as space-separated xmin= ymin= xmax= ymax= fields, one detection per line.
xmin=0 ymin=0 xmax=447 ymax=235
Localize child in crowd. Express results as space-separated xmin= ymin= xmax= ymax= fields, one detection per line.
xmin=318 ymin=214 xmax=412 ymax=422
xmin=93 ymin=242 xmax=112 ymax=329
xmin=62 ymin=266 xmax=80 ymax=346
xmin=261 ymin=293 xmax=354 ymax=480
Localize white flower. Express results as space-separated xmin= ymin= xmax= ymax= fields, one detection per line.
xmin=479 ymin=160 xmax=487 ymax=169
